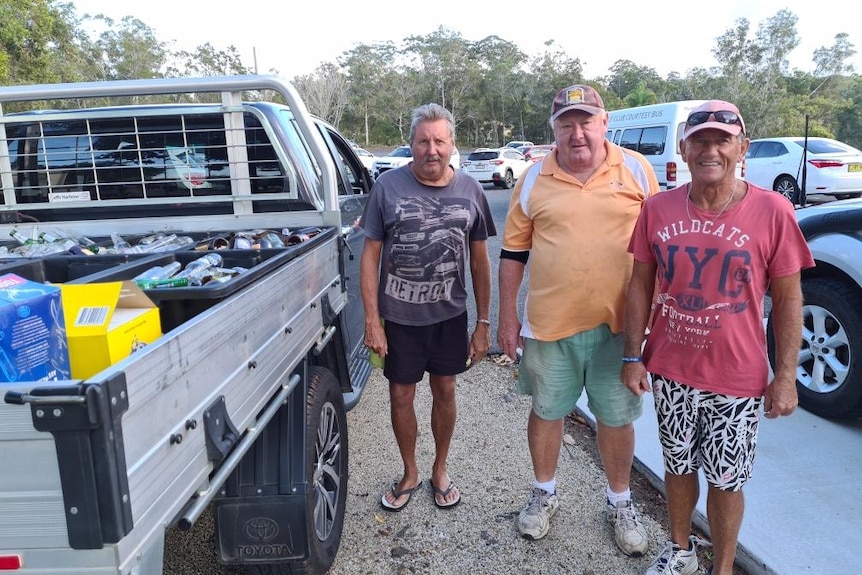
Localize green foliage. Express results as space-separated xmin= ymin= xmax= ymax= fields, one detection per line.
xmin=1 ymin=5 xmax=859 ymax=149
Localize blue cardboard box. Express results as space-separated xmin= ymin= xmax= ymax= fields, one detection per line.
xmin=0 ymin=273 xmax=71 ymax=383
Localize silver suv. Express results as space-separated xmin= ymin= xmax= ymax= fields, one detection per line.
xmin=766 ymin=199 xmax=862 ymax=418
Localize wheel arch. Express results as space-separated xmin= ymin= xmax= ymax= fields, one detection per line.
xmin=772 ymin=173 xmax=797 ymax=189
xmin=805 ymin=234 xmax=862 ymax=292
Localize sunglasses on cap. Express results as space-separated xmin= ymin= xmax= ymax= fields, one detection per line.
xmin=686 ymin=110 xmax=743 ymax=128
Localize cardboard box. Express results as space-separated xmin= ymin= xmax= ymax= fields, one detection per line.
xmin=61 ymin=281 xmax=162 ymax=380
xmin=0 ymin=273 xmax=71 ymax=383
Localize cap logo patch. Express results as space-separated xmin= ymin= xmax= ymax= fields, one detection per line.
xmin=566 ymin=88 xmax=586 ymax=104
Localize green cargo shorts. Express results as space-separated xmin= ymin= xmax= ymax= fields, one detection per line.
xmin=517 ymin=324 xmax=642 ymax=426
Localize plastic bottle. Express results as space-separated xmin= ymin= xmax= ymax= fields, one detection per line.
xmin=111 ymin=232 xmax=131 ymax=250
xmin=139 ymin=276 xmax=191 ymax=289
xmin=133 ymin=261 xmax=183 ymax=286
xmin=175 ymin=253 xmax=223 ymax=286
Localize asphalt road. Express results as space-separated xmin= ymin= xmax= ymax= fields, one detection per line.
xmin=467 ymin=182 xmax=522 ymax=346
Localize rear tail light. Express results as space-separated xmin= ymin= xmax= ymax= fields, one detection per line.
xmin=491 ymin=159 xmax=504 ymax=165
xmin=808 ymin=159 xmax=845 ymax=169
xmin=667 ymin=162 xmax=677 ymax=186
xmin=0 ymin=555 xmax=22 ymax=570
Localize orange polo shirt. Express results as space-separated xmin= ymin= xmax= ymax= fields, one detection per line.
xmin=502 ymin=141 xmax=659 ymax=341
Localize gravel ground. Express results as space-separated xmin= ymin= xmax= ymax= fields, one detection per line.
xmin=164 ymin=357 xmax=748 ymax=575
xmin=327 ymin=358 xmax=732 ymax=575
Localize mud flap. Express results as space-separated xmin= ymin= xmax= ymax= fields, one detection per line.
xmin=215 ymin=495 xmax=309 ymax=564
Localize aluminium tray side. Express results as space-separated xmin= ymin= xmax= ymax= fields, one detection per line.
xmin=0 ymin=234 xmax=345 ymax=575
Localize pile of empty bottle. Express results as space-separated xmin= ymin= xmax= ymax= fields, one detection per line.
xmin=2 ymin=229 xmax=195 ymax=258
xmin=132 ymin=253 xmax=246 ymax=289
xmin=202 ymin=227 xmax=322 ymax=250
xmin=3 ymin=227 xmax=323 ymax=258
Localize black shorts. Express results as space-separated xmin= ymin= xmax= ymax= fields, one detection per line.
xmin=383 ymin=312 xmax=469 ymax=384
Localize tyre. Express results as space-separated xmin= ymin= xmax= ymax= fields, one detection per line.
xmin=773 ymin=175 xmax=800 ymax=204
xmin=767 ymin=277 xmax=862 ymax=418
xmin=503 ymin=169 xmax=515 ymax=189
xmin=251 ymin=367 xmax=348 ymax=574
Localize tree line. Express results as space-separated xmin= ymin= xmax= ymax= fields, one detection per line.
xmin=2 ymin=2 xmax=859 ymax=149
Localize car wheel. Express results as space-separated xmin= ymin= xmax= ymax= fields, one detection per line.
xmin=250 ymin=367 xmax=348 ymax=574
xmin=773 ymin=175 xmax=800 ymax=204
xmin=503 ymin=170 xmax=514 ymax=189
xmin=767 ymin=277 xmax=862 ymax=418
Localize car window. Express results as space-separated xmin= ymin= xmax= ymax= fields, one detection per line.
xmin=619 ymin=128 xmax=642 ymax=152
xmin=753 ymin=142 xmax=788 ymax=158
xmin=392 ymin=147 xmax=412 ymax=157
xmin=791 ymin=139 xmax=859 ymax=154
xmin=745 ymin=142 xmax=761 ymax=159
xmin=638 ymin=127 xmax=666 ymax=156
xmin=468 ymin=151 xmax=499 ymax=161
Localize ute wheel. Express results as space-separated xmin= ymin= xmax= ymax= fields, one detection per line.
xmin=773 ymin=175 xmax=800 ymax=204
xmin=767 ymin=278 xmax=862 ymax=418
xmin=251 ymin=367 xmax=348 ymax=574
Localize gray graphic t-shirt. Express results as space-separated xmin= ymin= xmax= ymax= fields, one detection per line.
xmin=361 ymin=165 xmax=496 ymax=326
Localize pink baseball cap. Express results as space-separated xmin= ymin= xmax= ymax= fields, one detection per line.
xmin=683 ymin=100 xmax=746 ymax=139
xmin=550 ymin=85 xmax=605 ymax=121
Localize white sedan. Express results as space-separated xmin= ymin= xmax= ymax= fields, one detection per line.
xmin=745 ymin=137 xmax=862 ymax=203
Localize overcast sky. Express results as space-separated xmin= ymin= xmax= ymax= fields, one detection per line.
xmin=70 ymin=0 xmax=862 ymax=80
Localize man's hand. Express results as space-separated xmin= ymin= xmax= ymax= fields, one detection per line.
xmin=497 ymin=313 xmax=523 ymax=362
xmin=364 ymin=319 xmax=387 ymax=359
xmin=763 ymin=375 xmax=798 ymax=419
xmin=621 ymin=362 xmax=651 ymax=396
xmin=470 ymin=323 xmax=491 ymax=366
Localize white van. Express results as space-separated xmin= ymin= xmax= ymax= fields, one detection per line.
xmin=606 ymin=100 xmax=707 ymax=191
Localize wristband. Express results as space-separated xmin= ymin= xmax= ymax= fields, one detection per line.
xmin=621 ymin=356 xmax=643 ymax=363
xmin=476 ymin=318 xmax=491 ymax=326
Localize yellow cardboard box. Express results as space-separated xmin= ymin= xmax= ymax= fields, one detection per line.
xmin=60 ymin=281 xmax=162 ymax=379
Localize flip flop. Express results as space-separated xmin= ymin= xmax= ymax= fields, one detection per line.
xmin=430 ymin=479 xmax=461 ymax=509
xmin=380 ymin=480 xmax=423 ymax=512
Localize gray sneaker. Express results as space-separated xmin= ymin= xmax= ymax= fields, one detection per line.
xmin=646 ymin=535 xmax=703 ymax=575
xmin=517 ymin=487 xmax=559 ymax=540
xmin=606 ymin=499 xmax=649 ymax=556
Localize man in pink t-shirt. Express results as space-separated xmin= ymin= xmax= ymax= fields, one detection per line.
xmin=623 ymin=100 xmax=813 ymax=575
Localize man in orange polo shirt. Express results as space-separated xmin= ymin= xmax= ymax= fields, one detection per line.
xmin=497 ymin=84 xmax=660 ymax=555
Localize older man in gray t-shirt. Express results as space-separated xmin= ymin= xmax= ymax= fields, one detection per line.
xmin=359 ymin=103 xmax=495 ymax=513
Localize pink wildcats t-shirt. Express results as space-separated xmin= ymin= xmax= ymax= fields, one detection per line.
xmin=629 ymin=183 xmax=814 ymax=397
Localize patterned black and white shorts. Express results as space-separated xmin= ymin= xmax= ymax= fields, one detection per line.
xmin=652 ymin=374 xmax=762 ymax=492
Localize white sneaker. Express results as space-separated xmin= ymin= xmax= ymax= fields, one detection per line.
xmin=646 ymin=535 xmax=704 ymax=575
xmin=606 ymin=499 xmax=649 ymax=556
xmin=517 ymin=487 xmax=559 ymax=540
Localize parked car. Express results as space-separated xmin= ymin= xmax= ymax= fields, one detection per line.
xmin=461 ymin=147 xmax=530 ymax=188
xmin=371 ymin=145 xmax=411 ymax=178
xmin=766 ymin=198 xmax=862 ymax=418
xmin=354 ymin=147 xmax=376 ymax=177
xmin=745 ymin=137 xmax=862 ymax=204
xmin=505 ymin=140 xmax=534 ymax=149
xmin=522 ymin=144 xmax=555 ymax=163
xmin=371 ymin=145 xmax=460 ymax=179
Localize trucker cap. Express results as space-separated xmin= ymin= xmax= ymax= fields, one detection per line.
xmin=683 ymin=100 xmax=746 ymax=139
xmin=550 ymin=85 xmax=605 ymax=121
